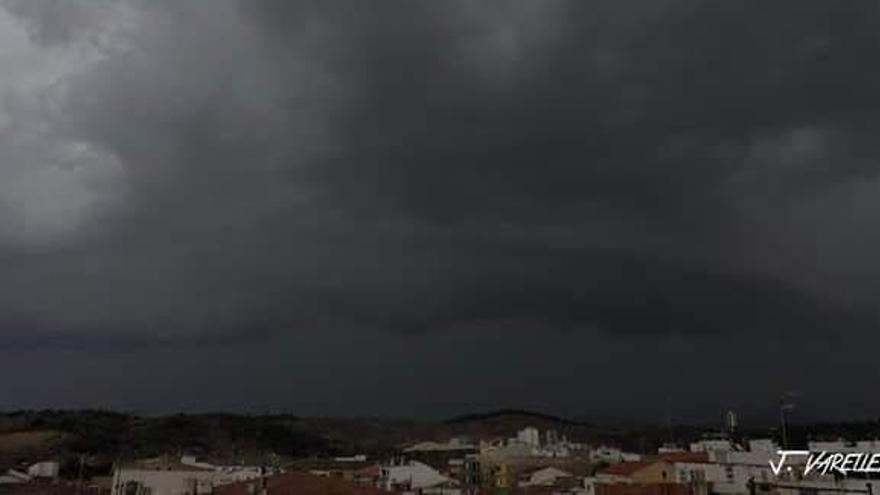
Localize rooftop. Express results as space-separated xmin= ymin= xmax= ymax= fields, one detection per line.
xmin=599 ymin=461 xmax=656 ymax=476
xmin=654 ymin=452 xmax=710 ymax=464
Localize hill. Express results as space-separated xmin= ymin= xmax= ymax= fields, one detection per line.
xmin=0 ymin=408 xmax=714 ymax=478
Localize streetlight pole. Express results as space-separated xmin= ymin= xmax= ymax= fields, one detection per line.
xmin=779 ymin=392 xmax=795 ymax=449
xmin=780 ymin=403 xmax=788 ymax=449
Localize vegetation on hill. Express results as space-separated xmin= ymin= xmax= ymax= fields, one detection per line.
xmin=0 ymin=410 xmax=330 ymax=475
xmin=8 ymin=408 xmax=858 ymax=479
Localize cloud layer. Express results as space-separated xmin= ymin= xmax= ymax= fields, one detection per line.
xmin=1 ymin=0 xmax=879 ymax=350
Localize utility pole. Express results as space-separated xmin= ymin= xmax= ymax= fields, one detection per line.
xmin=779 ymin=392 xmax=795 ymax=449
xmin=75 ymin=454 xmax=85 ymax=495
xmin=779 ymin=404 xmax=788 ymax=449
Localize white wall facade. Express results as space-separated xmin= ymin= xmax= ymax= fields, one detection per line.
xmin=704 ymin=450 xmax=779 ymax=495
xmin=808 ymin=439 xmax=880 ymax=452
xmin=690 ymin=440 xmax=733 ymax=453
xmin=590 ymin=446 xmax=641 ymax=463
xmin=27 ymin=461 xmax=60 ymax=478
xmin=517 ymin=427 xmax=540 ymax=447
xmin=111 ymin=468 xmax=220 ymax=495
xmin=381 ymin=460 xmax=453 ymax=491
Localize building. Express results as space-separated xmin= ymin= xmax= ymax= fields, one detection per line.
xmin=652 ymin=439 xmax=784 ymax=495
xmin=379 ymin=460 xmax=458 ymax=493
xmin=747 ymin=439 xmax=777 ymax=454
xmin=808 ymin=439 xmax=880 ymax=452
xmin=592 ymin=482 xmax=692 ymax=495
xmin=590 ymin=446 xmax=642 ymax=464
xmin=659 ymin=453 xmax=710 ymax=495
xmin=769 ymin=478 xmax=877 ymax=495
xmin=400 ymin=439 xmax=480 ymax=491
xmin=689 ymin=440 xmax=733 ymax=453
xmin=27 ymin=461 xmax=60 ymax=479
xmin=0 ymin=460 xmax=60 ymax=487
xmin=590 ymin=458 xmax=706 ymax=495
xmin=213 ymin=471 xmax=390 ymax=495
xmin=708 ymin=449 xmax=780 ymax=494
xmin=285 ymin=457 xmax=380 ymax=488
xmin=596 ymin=461 xmax=676 ymax=484
xmin=518 ymin=428 xmax=541 ymax=448
xmin=0 ymin=469 xmax=30 ymax=485
xmin=111 ymin=463 xmax=218 ymax=495
xmin=519 ymin=466 xmax=574 ymax=488
xmin=110 ymin=456 xmax=276 ymax=495
xmin=442 ymin=455 xmax=480 ymax=489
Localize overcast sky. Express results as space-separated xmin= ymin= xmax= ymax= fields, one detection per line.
xmin=1 ymin=0 xmax=879 ymax=422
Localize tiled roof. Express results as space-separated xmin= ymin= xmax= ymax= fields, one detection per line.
xmin=351 ymin=464 xmax=381 ymax=477
xmin=599 ymin=461 xmax=655 ymax=476
xmin=597 ymin=482 xmax=692 ymax=495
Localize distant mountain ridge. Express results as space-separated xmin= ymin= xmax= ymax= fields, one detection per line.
xmin=446 ymin=408 xmax=580 ymax=425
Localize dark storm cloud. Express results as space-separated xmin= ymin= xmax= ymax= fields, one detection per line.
xmin=2 ymin=0 xmax=880 ymax=350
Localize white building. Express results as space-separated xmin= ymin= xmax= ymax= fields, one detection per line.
xmin=808 ymin=439 xmax=880 ymax=452
xmin=380 ymin=460 xmax=458 ymax=493
xmin=520 ymin=466 xmax=573 ymax=487
xmin=112 ymin=466 xmax=219 ymax=495
xmin=0 ymin=461 xmax=59 ymax=486
xmin=655 ymin=438 xmax=786 ymax=495
xmin=112 ymin=457 xmax=276 ymax=495
xmin=775 ymin=478 xmax=877 ymax=495
xmin=535 ymin=443 xmax=572 ymax=458
xmin=0 ymin=470 xmax=30 ymax=485
xmin=517 ymin=427 xmax=541 ymax=447
xmin=671 ymin=459 xmax=714 ymax=485
xmin=589 ymin=445 xmax=641 ymax=463
xmin=748 ymin=439 xmax=777 ymax=453
xmin=705 ymin=448 xmax=790 ymax=494
xmin=26 ymin=461 xmax=60 ymax=479
xmin=690 ymin=439 xmax=733 ymax=453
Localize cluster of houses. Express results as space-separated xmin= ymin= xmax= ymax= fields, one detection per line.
xmin=0 ymin=461 xmax=60 ymax=485
xmin=585 ymin=438 xmax=880 ymax=495
xmin=5 ymin=430 xmax=880 ymax=495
